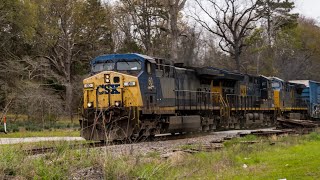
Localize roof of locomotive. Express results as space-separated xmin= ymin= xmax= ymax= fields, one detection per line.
xmin=269 ymin=77 xmax=285 ymax=82
xmin=289 ymin=80 xmax=320 ymax=87
xmin=91 ymin=53 xmax=156 ymax=64
xmin=195 ymin=67 xmax=245 ymax=80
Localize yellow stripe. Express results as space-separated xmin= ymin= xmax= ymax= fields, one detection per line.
xmin=231 ymin=108 xmax=275 ymax=111
xmin=282 ymin=107 xmax=308 ymax=111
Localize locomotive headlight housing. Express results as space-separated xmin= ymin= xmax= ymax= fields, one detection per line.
xmin=104 ymin=74 xmax=110 ymax=83
xmin=115 ymin=101 xmax=121 ymax=107
xmin=124 ymin=81 xmax=136 ymax=87
xmin=84 ymin=83 xmax=94 ymax=88
xmin=87 ymin=102 xmax=93 ymax=108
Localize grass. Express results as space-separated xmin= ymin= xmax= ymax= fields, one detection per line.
xmin=0 ymin=143 xmax=101 ymax=179
xmin=0 ymin=132 xmax=320 ymax=179
xmin=0 ymin=140 xmax=88 ymax=152
xmin=1 ymin=114 xmax=79 ymax=131
xmin=0 ymin=113 xmax=80 ymax=138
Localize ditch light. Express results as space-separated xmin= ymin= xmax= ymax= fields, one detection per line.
xmin=84 ymin=83 xmax=94 ymax=88
xmin=124 ymin=81 xmax=136 ymax=87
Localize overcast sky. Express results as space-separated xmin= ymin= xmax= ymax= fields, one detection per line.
xmin=295 ymin=0 xmax=320 ymax=20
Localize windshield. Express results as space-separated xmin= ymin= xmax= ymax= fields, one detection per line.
xmin=92 ymin=61 xmax=115 ymax=72
xmin=117 ymin=60 xmax=141 ymax=71
xmin=272 ymin=82 xmax=281 ymax=88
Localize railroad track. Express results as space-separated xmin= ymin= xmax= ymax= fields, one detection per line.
xmin=23 ymin=132 xmax=213 ymax=155
xmin=23 ymin=125 xmax=318 ymax=155
xmin=24 ymin=141 xmax=107 ymax=155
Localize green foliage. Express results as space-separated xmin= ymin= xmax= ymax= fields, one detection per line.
xmin=244 ymin=28 xmax=265 ymax=48
xmin=0 ymin=0 xmax=37 ymax=43
xmin=0 ymin=116 xmax=80 ymax=137
xmin=131 ymin=134 xmax=320 ymax=179
xmin=304 ymin=132 xmax=320 ymax=141
xmin=272 ymin=17 xmax=320 ymax=79
xmin=258 ymin=0 xmax=298 ymax=31
xmin=104 ymin=155 xmax=132 ymax=179
xmin=224 ymin=135 xmax=258 ymax=148
xmin=0 ymin=146 xmax=24 ymax=177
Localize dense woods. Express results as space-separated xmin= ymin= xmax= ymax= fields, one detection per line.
xmin=1 ymin=0 xmax=320 ymax=122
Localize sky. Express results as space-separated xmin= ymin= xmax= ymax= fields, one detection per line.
xmin=294 ymin=0 xmax=320 ymax=20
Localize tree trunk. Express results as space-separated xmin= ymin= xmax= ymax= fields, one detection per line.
xmin=65 ymin=82 xmax=73 ymax=123
xmin=64 ymin=38 xmax=73 ymax=123
xmin=235 ymin=54 xmax=241 ymax=72
xmin=234 ymin=44 xmax=241 ymax=72
xmin=168 ymin=0 xmax=185 ymax=63
xmin=169 ymin=7 xmax=179 ymax=63
xmin=267 ymin=10 xmax=272 ymax=46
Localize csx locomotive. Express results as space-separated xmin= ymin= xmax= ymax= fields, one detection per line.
xmin=80 ymin=53 xmax=320 ymax=141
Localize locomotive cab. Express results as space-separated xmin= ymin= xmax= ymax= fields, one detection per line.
xmin=83 ymin=58 xmax=144 ymax=109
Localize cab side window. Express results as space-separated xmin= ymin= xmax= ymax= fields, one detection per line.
xmin=146 ymin=62 xmax=152 ymax=75
xmin=165 ymin=66 xmax=170 ymax=77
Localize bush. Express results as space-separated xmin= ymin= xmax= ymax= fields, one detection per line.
xmin=0 ymin=124 xmax=19 ymax=133
xmin=0 ymin=116 xmax=80 ymax=132
xmin=306 ymin=132 xmax=320 ymax=141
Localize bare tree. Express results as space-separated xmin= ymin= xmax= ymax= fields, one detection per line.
xmin=166 ymin=0 xmax=187 ymax=63
xmin=119 ymin=0 xmax=167 ymax=55
xmin=193 ymin=0 xmax=263 ymax=72
xmin=34 ymin=0 xmax=114 ymax=121
xmin=178 ymin=25 xmax=201 ymax=66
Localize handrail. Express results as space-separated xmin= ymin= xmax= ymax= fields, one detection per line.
xmin=174 ymin=90 xmax=219 ymax=110
xmin=174 ymin=90 xmax=219 ymax=94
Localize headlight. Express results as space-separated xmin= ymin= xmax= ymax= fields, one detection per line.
xmin=115 ymin=101 xmax=120 ymax=107
xmin=105 ymin=74 xmax=110 ymax=83
xmin=124 ymin=81 xmax=136 ymax=87
xmin=87 ymin=102 xmax=93 ymax=108
xmin=84 ymin=83 xmax=94 ymax=88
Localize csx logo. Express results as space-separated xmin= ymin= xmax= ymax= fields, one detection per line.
xmin=98 ymin=84 xmax=120 ymax=95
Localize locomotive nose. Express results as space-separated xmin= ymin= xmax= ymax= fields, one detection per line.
xmin=97 ymin=73 xmax=123 ymax=108
xmin=83 ymin=72 xmax=124 ymax=109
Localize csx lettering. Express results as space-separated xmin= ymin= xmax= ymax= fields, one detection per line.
xmin=98 ymin=84 xmax=120 ymax=95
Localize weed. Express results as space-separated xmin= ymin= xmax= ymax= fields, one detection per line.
xmin=306 ymin=132 xmax=320 ymax=141
xmin=145 ymin=151 xmax=160 ymax=158
xmin=179 ymin=144 xmax=197 ymax=150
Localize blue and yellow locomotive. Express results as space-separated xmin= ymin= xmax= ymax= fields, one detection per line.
xmin=80 ymin=53 xmax=318 ymax=141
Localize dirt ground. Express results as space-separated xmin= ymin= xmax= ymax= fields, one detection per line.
xmin=96 ymin=128 xmax=275 ymax=156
